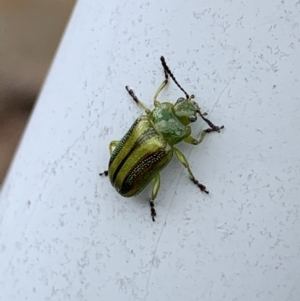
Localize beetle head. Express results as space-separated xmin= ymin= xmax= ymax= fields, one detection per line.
xmin=172 ymin=95 xmax=201 ymax=125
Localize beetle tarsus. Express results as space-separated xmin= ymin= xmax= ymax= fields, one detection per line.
xmin=199 ymin=112 xmax=224 ymax=133
xmin=205 ymin=125 xmax=224 ymax=133
xmin=191 ymin=177 xmax=209 ymax=194
xmin=150 ymin=200 xmax=156 ymax=222
xmin=99 ymin=170 xmax=108 ymax=176
xmin=125 ymin=86 xmax=139 ymax=104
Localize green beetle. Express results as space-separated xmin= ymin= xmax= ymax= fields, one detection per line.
xmin=100 ymin=56 xmax=224 ymax=221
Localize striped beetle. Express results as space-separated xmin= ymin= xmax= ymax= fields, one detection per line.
xmin=100 ymin=57 xmax=224 ymax=221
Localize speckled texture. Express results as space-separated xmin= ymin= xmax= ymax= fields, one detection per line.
xmin=0 ymin=0 xmax=299 ymax=300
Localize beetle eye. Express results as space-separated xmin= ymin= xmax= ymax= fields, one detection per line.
xmin=189 ymin=115 xmax=197 ymax=122
xmin=176 ymin=97 xmax=185 ymax=104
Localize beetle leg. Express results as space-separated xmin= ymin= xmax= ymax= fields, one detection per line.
xmin=125 ymin=86 xmax=151 ymax=114
xmin=99 ymin=170 xmax=108 ymax=176
xmin=154 ymin=56 xmax=169 ymax=107
xmin=183 ymin=116 xmax=224 ymax=146
xmin=99 ymin=140 xmax=120 ymax=177
xmin=109 ymin=140 xmax=120 ymax=154
xmin=173 ymin=147 xmax=209 ymax=194
xmin=197 ymin=110 xmax=224 ymax=132
xmin=153 ymin=67 xmax=168 ymax=106
xmin=150 ymin=174 xmax=160 ymax=221
xmin=153 ymin=79 xmax=167 ymax=107
xmin=184 ymin=131 xmax=207 ymax=145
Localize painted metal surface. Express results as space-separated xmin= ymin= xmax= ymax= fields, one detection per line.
xmin=0 ymin=0 xmax=299 ymax=300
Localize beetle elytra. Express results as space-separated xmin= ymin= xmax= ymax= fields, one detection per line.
xmin=100 ymin=56 xmax=224 ymax=221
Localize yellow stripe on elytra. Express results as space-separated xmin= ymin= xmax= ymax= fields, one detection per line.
xmin=109 ymin=116 xmax=152 ymax=183
xmin=114 ymin=132 xmax=162 ymax=191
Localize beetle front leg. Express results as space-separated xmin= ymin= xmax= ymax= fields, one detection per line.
xmin=149 ymin=174 xmax=160 ymax=221
xmin=153 ymin=79 xmax=167 ymax=107
xmin=125 ymin=86 xmax=151 ymax=114
xmin=184 ymin=131 xmax=207 ymax=145
xmin=153 ymin=68 xmax=168 ymax=106
xmin=184 ymin=118 xmax=224 ymax=146
xmin=173 ymin=147 xmax=209 ymax=194
xmin=99 ymin=140 xmax=120 ymax=176
xmin=198 ymin=110 xmax=224 ymax=133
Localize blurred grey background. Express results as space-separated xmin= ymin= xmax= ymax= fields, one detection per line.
xmin=0 ymin=0 xmax=76 ymax=184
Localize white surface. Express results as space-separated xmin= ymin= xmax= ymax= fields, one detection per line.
xmin=1 ymin=0 xmax=300 ymax=300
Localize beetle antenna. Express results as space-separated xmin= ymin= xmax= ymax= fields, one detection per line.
xmin=160 ymin=56 xmax=190 ymax=99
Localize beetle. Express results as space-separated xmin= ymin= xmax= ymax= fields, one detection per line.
xmin=100 ymin=56 xmax=224 ymax=221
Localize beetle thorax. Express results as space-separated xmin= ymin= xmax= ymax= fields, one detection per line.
xmin=149 ymin=102 xmax=192 ymax=145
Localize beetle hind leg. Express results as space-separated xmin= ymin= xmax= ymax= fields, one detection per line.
xmin=99 ymin=170 xmax=108 ymax=176
xmin=150 ymin=200 xmax=156 ymax=222
xmin=149 ymin=174 xmax=160 ymax=221
xmin=190 ymin=177 xmax=209 ymax=194
xmin=173 ymin=147 xmax=209 ymax=194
